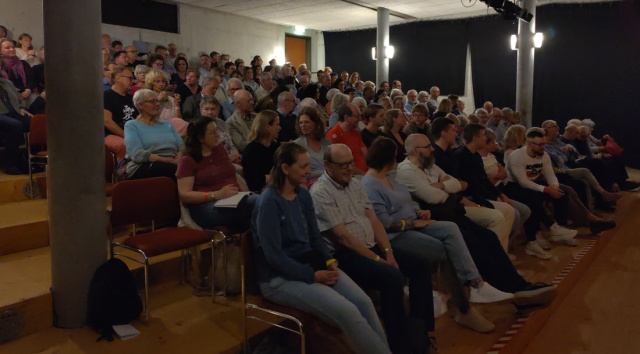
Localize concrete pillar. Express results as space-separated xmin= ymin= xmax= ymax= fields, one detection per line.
xmin=376 ymin=7 xmax=390 ymax=86
xmin=44 ymin=0 xmax=107 ymax=328
xmin=515 ymin=0 xmax=537 ymax=127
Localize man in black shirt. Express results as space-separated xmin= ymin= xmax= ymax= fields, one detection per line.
xmin=360 ymin=103 xmax=385 ymax=148
xmin=104 ymin=66 xmax=138 ymax=162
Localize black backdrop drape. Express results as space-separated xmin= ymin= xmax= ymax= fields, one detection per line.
xmin=468 ymin=16 xmax=518 ymax=109
xmin=324 ymin=19 xmax=468 ymax=94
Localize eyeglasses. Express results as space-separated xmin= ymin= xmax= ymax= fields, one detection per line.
xmin=416 ymin=144 xmax=432 ymax=149
xmin=144 ymin=99 xmax=162 ymax=104
xmin=118 ymin=75 xmax=133 ymax=80
xmin=329 ymin=160 xmax=355 ymax=169
xmin=284 ymin=99 xmax=297 ymax=103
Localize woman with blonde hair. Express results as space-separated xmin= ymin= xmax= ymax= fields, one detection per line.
xmin=502 ymin=124 xmax=526 ymax=160
xmin=242 ymin=110 xmax=282 ymax=192
xmin=434 ymin=98 xmax=452 ymax=118
xmin=144 ymin=69 xmax=182 ymax=121
xmin=328 ymin=93 xmax=350 ymax=129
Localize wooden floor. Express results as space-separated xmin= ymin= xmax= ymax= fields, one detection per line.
xmin=1 ymin=170 xmax=640 ymax=353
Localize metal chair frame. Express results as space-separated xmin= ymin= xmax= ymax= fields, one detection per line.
xmin=240 ymin=232 xmax=305 ymax=354
xmin=25 ymin=114 xmax=48 ymax=199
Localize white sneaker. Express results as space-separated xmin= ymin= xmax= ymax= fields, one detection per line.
xmin=469 ymin=282 xmax=514 ymax=303
xmin=549 ymin=223 xmax=578 ymax=239
xmin=536 ymin=238 xmax=552 ymax=250
xmin=525 ymin=241 xmax=552 ymax=260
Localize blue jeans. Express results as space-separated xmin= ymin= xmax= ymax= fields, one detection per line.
xmin=260 ymin=270 xmax=391 ymax=354
xmin=188 ymin=194 xmax=258 ymax=229
xmin=414 ymin=221 xmax=481 ymax=283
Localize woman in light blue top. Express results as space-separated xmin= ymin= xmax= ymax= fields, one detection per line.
xmin=124 ymin=89 xmax=184 ymax=180
xmin=252 ymin=142 xmax=390 ymax=354
xmin=293 ymin=106 xmax=332 ymax=181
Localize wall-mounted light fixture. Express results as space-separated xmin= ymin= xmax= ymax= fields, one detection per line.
xmin=511 ymin=33 xmax=544 ymax=50
xmin=294 ymin=26 xmax=306 ymax=35
xmin=371 ymin=45 xmax=395 ymax=60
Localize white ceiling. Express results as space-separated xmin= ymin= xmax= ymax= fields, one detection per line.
xmin=172 ymin=0 xmax=618 ymax=31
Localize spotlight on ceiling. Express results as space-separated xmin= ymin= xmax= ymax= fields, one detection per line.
xmin=481 ymin=0 xmax=533 ymax=22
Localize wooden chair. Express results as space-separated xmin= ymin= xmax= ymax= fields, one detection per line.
xmin=241 ymin=231 xmax=356 ymax=354
xmin=26 ymin=114 xmax=47 ymax=198
xmin=108 ymin=177 xmax=216 ymax=322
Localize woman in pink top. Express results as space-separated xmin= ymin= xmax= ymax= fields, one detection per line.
xmin=176 ymin=116 xmax=257 ymax=229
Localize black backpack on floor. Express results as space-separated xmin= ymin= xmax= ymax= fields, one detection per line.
xmin=87 ymin=258 xmax=142 ymax=341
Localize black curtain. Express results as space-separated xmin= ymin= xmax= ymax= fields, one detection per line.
xmin=323 ymin=29 xmax=376 ymax=85
xmin=324 ymin=19 xmax=468 ymax=94
xmin=533 ymin=1 xmax=640 ymax=168
xmin=468 ymin=15 xmax=518 ymax=109
xmin=102 ymin=0 xmax=179 ymax=34
xmin=389 ymin=20 xmax=468 ymax=94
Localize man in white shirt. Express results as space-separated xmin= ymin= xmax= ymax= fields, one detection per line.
xmin=502 ymin=128 xmax=577 ymax=259
xmin=198 ymin=54 xmax=211 ymax=86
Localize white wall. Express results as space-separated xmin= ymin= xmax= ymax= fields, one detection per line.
xmin=2 ymin=0 xmax=322 ymax=69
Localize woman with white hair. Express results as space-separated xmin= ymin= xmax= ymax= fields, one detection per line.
xmin=123 ymin=89 xmax=184 ymax=180
xmin=131 ymin=65 xmax=150 ymax=96
xmin=327 ymin=93 xmax=350 ymax=129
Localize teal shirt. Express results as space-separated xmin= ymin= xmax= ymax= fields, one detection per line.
xmin=124 ymin=120 xmax=184 ymax=176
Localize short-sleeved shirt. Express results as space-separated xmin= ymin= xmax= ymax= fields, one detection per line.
xmin=104 ymin=89 xmax=138 ymax=136
xmin=310 ymin=172 xmax=376 ymax=252
xmin=176 ymin=145 xmax=238 ymax=192
xmin=360 ymin=127 xmax=384 ymax=148
xmin=325 ymin=124 xmax=367 ymax=172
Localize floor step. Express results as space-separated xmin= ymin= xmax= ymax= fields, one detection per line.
xmin=0 ymin=199 xmax=49 ymax=256
xmin=0 ymin=243 xmax=202 ymax=342
xmin=0 ymin=171 xmax=46 ymax=203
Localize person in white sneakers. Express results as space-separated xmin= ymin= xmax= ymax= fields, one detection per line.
xmin=502 ymin=128 xmax=577 ymax=259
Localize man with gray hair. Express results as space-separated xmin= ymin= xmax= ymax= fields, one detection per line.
xmin=404 ymin=89 xmax=418 ymax=112
xmin=427 ymin=86 xmax=440 ymax=115
xmin=276 ymin=91 xmax=298 ymax=142
xmin=255 ymin=72 xmax=273 ymax=101
xmin=225 ymin=89 xmax=256 ymax=152
xmin=221 ymin=78 xmax=244 ymax=120
xmin=474 ymin=108 xmax=490 ymax=126
xmin=486 ymin=108 xmax=503 ymax=131
xmin=495 ymin=107 xmax=516 ymax=146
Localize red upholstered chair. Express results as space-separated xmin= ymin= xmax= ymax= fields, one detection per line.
xmin=104 ymin=145 xmax=116 ymax=196
xmin=109 ymin=177 xmax=215 ymax=321
xmin=26 ymin=114 xmax=48 ymax=198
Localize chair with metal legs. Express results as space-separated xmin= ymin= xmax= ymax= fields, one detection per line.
xmin=108 ymin=177 xmax=216 ymax=322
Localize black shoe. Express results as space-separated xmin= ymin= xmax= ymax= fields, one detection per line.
xmin=590 ymin=219 xmax=616 ymax=235
xmin=619 ymin=181 xmax=640 ymax=191
xmin=3 ymin=166 xmax=28 ymax=175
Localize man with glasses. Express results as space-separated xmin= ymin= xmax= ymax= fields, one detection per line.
xmin=226 ymin=89 xmax=256 ymax=152
xmin=124 ymin=46 xmax=143 ymax=68
xmin=310 ymin=143 xmax=425 ymax=354
xmin=502 ymin=128 xmax=577 ymax=259
xmin=403 ymin=104 xmax=432 ymax=140
xmin=221 ymin=78 xmax=243 ymax=120
xmin=326 ymin=103 xmax=367 ymax=175
xmin=405 ymin=89 xmax=418 ymax=112
xmin=276 ymin=91 xmax=298 ymax=142
xmin=104 ymin=66 xmax=138 ymax=162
